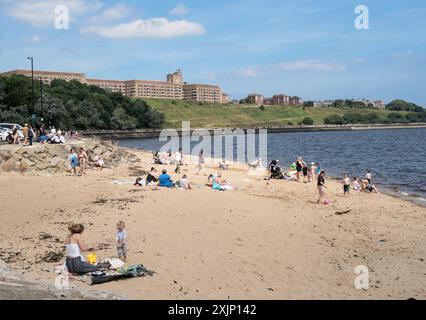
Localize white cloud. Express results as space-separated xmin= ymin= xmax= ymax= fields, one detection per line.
xmin=236 ymin=68 xmax=259 ymax=78
xmin=277 ymin=60 xmax=346 ymax=71
xmin=82 ymin=18 xmax=205 ymax=39
xmin=88 ymin=4 xmax=132 ymax=23
xmin=4 ymin=0 xmax=102 ymax=27
xmin=393 ymin=50 xmax=414 ymax=59
xmin=169 ymin=3 xmax=190 ymax=16
xmin=25 ymin=35 xmax=43 ymax=43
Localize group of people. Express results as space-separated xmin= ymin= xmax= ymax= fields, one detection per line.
xmin=134 ymin=168 xmax=192 ymax=190
xmin=7 ymin=124 xmax=77 ymax=146
xmin=153 ymin=149 xmax=207 ymax=176
xmin=319 ymin=169 xmax=379 ymax=204
xmin=65 ymin=221 xmax=128 ymax=275
xmin=68 ymin=147 xmax=105 ymax=176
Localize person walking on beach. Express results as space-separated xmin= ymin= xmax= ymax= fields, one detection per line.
xmin=343 ymin=173 xmax=351 ymax=197
xmin=78 ymin=147 xmax=88 ymax=175
xmin=302 ymin=161 xmax=309 ymax=183
xmin=174 ymin=148 xmax=182 ymax=174
xmin=28 ymin=125 xmax=35 ymax=146
xmin=308 ymin=162 xmax=316 ymax=182
xmin=12 ymin=125 xmax=20 ymax=145
xmin=317 ymin=170 xmax=327 ymax=204
xmin=116 ymin=221 xmax=128 ymax=262
xmin=22 ymin=124 xmax=28 ymax=145
xmin=68 ymin=149 xmax=79 ymax=176
xmin=196 ymin=149 xmax=206 ymax=176
xmin=296 ymin=157 xmax=304 ymax=182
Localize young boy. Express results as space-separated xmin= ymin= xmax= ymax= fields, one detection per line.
xmin=116 ymin=221 xmax=128 ymax=262
xmin=343 ymin=174 xmax=351 ymax=197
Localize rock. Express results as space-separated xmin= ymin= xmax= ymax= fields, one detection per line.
xmin=49 ymin=157 xmax=65 ymax=167
xmin=20 ymin=158 xmax=35 ymax=167
xmin=35 ymin=162 xmax=49 ymax=170
xmin=2 ymin=158 xmax=16 ymax=172
xmin=0 ymin=259 xmax=8 ymax=271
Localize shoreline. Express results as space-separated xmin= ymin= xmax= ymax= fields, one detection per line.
xmin=82 ymin=123 xmax=426 ymax=140
xmin=0 ymin=139 xmax=425 ymax=299
xmin=120 ymin=144 xmax=426 ymax=209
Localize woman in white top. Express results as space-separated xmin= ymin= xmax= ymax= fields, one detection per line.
xmin=65 ymin=224 xmax=98 ymax=274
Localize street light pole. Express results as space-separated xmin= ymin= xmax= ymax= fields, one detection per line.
xmin=40 ymin=79 xmax=44 ymax=122
xmin=27 ymin=57 xmax=35 ymax=118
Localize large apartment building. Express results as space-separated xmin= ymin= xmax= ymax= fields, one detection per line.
xmin=0 ymin=69 xmax=87 ymax=84
xmin=264 ymin=94 xmax=303 ymax=106
xmin=0 ymin=69 xmax=225 ymax=104
xmin=183 ymin=84 xmax=222 ymax=104
xmin=246 ymin=93 xmax=264 ymax=105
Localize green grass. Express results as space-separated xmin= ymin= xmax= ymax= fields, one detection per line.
xmin=143 ymin=98 xmax=407 ymax=128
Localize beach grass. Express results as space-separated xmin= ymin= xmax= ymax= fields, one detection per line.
xmin=142 ymin=99 xmax=407 ymax=128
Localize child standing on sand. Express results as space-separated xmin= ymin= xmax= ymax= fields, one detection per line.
xmin=343 ymin=174 xmax=351 ymax=197
xmin=68 ymin=149 xmax=79 ymax=176
xmin=116 ymin=221 xmax=128 ymax=262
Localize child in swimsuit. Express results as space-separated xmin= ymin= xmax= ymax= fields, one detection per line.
xmin=343 ymin=174 xmax=351 ymax=196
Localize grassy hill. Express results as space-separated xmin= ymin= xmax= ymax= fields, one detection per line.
xmin=143 ymin=99 xmax=407 ymax=128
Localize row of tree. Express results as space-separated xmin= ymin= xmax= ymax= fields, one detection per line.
xmin=0 ymin=75 xmax=165 ymax=130
xmin=324 ymin=111 xmax=426 ymax=125
xmin=303 ymin=99 xmax=424 ymax=112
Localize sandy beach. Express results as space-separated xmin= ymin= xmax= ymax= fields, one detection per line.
xmin=0 ymin=140 xmax=425 ymax=300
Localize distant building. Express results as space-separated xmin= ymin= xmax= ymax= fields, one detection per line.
xmin=246 ymin=93 xmax=264 ymax=105
xmin=289 ymin=96 xmax=303 ymax=106
xmin=183 ymin=84 xmax=222 ymax=104
xmin=0 ymin=69 xmax=226 ymax=104
xmin=313 ymin=99 xmax=385 ymax=109
xmin=272 ymin=94 xmax=289 ymax=105
xmin=0 ymin=69 xmax=86 ymax=85
xmin=221 ymin=93 xmax=231 ymax=104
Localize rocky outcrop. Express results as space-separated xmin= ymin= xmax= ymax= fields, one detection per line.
xmin=0 ymin=140 xmax=139 ymax=175
xmin=0 ymin=259 xmax=125 ymax=300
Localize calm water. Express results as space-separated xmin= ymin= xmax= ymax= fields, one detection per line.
xmin=118 ymin=128 xmax=426 ymax=206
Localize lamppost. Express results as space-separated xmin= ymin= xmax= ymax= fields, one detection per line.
xmin=40 ymin=79 xmax=44 ymax=115
xmin=27 ymin=57 xmax=35 ymax=119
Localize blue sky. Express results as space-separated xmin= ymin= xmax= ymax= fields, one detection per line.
xmin=0 ymin=0 xmax=425 ymax=105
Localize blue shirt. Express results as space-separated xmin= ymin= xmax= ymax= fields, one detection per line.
xmin=158 ymin=174 xmax=173 ymax=188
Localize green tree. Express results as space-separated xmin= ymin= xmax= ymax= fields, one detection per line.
xmin=386 ymin=99 xmax=424 ymax=111
xmin=324 ymin=114 xmax=344 ymax=125
xmin=302 ymin=117 xmax=314 ymax=125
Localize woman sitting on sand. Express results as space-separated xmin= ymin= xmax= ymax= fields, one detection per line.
xmin=158 ymin=169 xmax=174 ymax=188
xmin=65 ymin=224 xmax=98 ymax=274
xmin=177 ymin=174 xmax=192 ymax=190
xmin=212 ymin=172 xmax=234 ymax=191
xmin=146 ymin=167 xmax=159 ymax=185
xmin=353 ymin=177 xmax=361 ymax=191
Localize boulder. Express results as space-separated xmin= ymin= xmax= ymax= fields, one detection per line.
xmin=49 ymin=157 xmax=65 ymax=168
xmin=2 ymin=158 xmax=16 ymax=172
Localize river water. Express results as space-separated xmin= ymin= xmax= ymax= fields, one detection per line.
xmin=118 ymin=128 xmax=426 ymax=206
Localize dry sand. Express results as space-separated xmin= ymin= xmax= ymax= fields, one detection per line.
xmin=0 ymin=142 xmax=425 ymax=300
